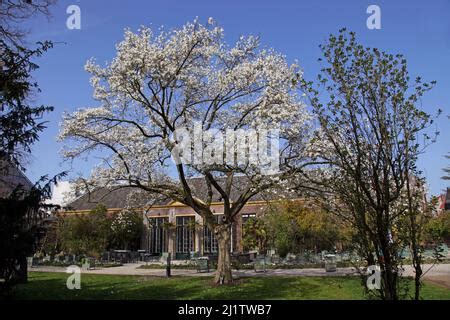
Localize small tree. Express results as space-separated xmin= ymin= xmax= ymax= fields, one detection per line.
xmin=0 ymin=0 xmax=59 ymax=297
xmin=242 ymin=217 xmax=268 ymax=254
xmin=1 ymin=39 xmax=54 ymax=171
xmin=264 ymin=200 xmax=345 ymax=257
xmin=1 ymin=0 xmax=55 ymax=171
xmin=264 ymin=209 xmax=297 ymax=258
xmin=300 ymin=29 xmax=438 ymax=300
xmin=59 ymin=205 xmax=110 ymax=258
xmin=0 ymin=174 xmax=63 ymax=293
xmin=424 ymin=210 xmax=450 ymax=244
xmin=110 ymin=210 xmax=143 ymax=250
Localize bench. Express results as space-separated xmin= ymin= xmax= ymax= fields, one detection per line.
xmin=195 ymin=257 xmax=210 ymax=273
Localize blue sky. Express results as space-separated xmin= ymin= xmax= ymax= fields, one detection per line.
xmin=22 ymin=0 xmax=450 ymax=196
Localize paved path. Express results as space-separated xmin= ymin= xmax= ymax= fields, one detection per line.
xmin=32 ymin=263 xmax=211 ymax=277
xmin=31 ymin=264 xmax=359 ymax=277
xmin=30 ymin=263 xmax=450 ymax=285
xmin=413 ymin=264 xmax=450 ymax=288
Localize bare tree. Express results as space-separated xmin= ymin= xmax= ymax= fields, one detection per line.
xmin=0 ymin=0 xmax=56 ymax=44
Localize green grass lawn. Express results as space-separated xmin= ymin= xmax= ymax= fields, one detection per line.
xmin=10 ymin=272 xmax=450 ymax=300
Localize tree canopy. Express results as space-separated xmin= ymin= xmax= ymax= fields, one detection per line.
xmin=59 ymin=18 xmax=311 ymax=284
xmin=300 ymin=29 xmax=438 ymax=300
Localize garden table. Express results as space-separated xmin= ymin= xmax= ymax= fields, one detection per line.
xmin=137 ymin=250 xmax=146 ymax=261
xmin=114 ymin=250 xmax=131 ymax=263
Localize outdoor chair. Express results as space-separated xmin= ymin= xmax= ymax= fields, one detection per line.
xmin=64 ymin=255 xmax=73 ymax=264
xmin=82 ymin=257 xmax=95 ymax=270
xmin=324 ymin=254 xmax=337 ymax=272
xmin=271 ymin=254 xmax=280 ymax=264
xmin=205 ymin=254 xmax=218 ymax=268
xmin=161 ymin=252 xmax=170 ymax=264
xmin=254 ymin=255 xmax=267 ymax=273
xmin=235 ymin=253 xmax=251 ymax=264
xmin=295 ymin=255 xmax=307 ymax=265
xmin=175 ymin=252 xmax=190 ymax=260
xmin=101 ymin=252 xmax=110 ymax=263
xmin=121 ymin=254 xmax=129 ymax=264
xmin=195 ymin=257 xmax=210 ymax=273
xmin=130 ymin=251 xmax=140 ymax=263
xmin=114 ymin=250 xmax=131 ymax=263
xmin=137 ymin=250 xmax=146 ymax=261
xmin=190 ymin=251 xmax=200 ymax=259
xmin=144 ymin=253 xmax=160 ymax=264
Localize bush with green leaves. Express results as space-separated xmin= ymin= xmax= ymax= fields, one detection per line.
xmin=242 ymin=217 xmax=268 ymax=254
xmin=58 ymin=205 xmax=110 ymax=258
xmin=424 ymin=211 xmax=450 ymax=243
xmin=243 ymin=200 xmax=347 ymax=258
xmin=110 ymin=210 xmax=143 ymax=250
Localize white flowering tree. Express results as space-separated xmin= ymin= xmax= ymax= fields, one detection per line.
xmin=59 ymin=18 xmax=310 ymax=284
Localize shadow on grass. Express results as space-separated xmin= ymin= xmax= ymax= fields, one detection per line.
xmin=12 ymin=273 xmax=360 ymax=300
xmin=10 ymin=272 xmax=450 ymax=300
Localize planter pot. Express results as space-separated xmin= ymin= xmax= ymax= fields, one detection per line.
xmin=27 ymin=257 xmax=34 ymax=268
xmin=324 ymin=254 xmax=337 ymax=272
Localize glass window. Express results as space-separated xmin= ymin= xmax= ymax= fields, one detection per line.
xmin=203 ymin=215 xmax=222 ymax=254
xmin=148 ymin=217 xmax=168 ymax=254
xmin=176 ymin=216 xmax=195 ymax=253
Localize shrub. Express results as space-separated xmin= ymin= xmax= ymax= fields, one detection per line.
xmin=58 ymin=205 xmax=110 ymax=258
xmin=110 ymin=210 xmax=143 ymax=250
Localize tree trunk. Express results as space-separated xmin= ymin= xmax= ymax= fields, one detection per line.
xmin=411 ymin=243 xmax=422 ymax=300
xmin=366 ymin=252 xmax=375 ymax=266
xmin=214 ymin=225 xmax=233 ymax=285
xmin=9 ymin=256 xmax=28 ymax=285
xmin=17 ymin=255 xmax=28 ymax=284
xmin=382 ymin=265 xmax=398 ymax=300
xmin=414 ymin=264 xmax=422 ymax=300
xmin=379 ymin=244 xmax=398 ymax=300
xmin=409 ymin=218 xmax=422 ymax=300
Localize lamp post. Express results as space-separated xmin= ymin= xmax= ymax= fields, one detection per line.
xmin=166 ymin=252 xmax=171 ymax=277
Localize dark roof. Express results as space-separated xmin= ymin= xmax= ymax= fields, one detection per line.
xmin=66 ymin=186 xmax=174 ymax=211
xmin=66 ymin=175 xmax=295 ymax=211
xmin=0 ymin=160 xmax=33 ymax=198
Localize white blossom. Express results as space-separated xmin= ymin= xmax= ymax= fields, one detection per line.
xmin=59 ymin=18 xmax=311 ymax=204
